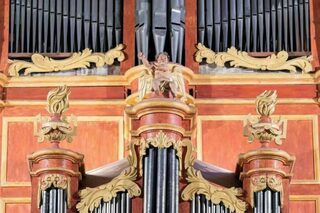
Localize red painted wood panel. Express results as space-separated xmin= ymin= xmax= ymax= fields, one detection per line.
xmin=5 ymin=204 xmax=31 ymax=213
xmin=196 ymin=85 xmax=317 ymax=99
xmin=6 ymin=86 xmax=125 ymax=100
xmin=289 ymin=200 xmax=316 ymax=213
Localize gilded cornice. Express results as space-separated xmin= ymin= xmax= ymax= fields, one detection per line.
xmin=125 ymin=98 xmax=196 ymax=118
xmin=195 ymin=43 xmax=313 ymax=73
xmin=5 ymin=66 xmax=317 ymax=88
xmin=8 ymin=44 xmax=125 ymax=76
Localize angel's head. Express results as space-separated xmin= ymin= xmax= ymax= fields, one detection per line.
xmin=156 ymin=52 xmax=170 ymax=64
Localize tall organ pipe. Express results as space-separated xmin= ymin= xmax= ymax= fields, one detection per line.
xmin=253 ymin=189 xmax=281 ymax=213
xmin=143 ymin=146 xmax=178 ymax=213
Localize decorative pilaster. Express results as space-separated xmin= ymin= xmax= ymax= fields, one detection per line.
xmin=238 ymin=90 xmax=295 ymax=213
xmin=28 ymin=86 xmax=84 ymax=213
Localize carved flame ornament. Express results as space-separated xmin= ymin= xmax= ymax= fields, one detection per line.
xmin=76 ymin=140 xmax=141 ymax=213
xmin=37 ymin=174 xmax=71 ymax=208
xmin=34 ymin=85 xmax=77 ymax=145
xmin=250 ymin=175 xmax=283 ymax=207
xmin=8 ymin=44 xmax=125 ymax=76
xmin=195 ymin=43 xmax=313 ymax=73
xmin=243 ymin=90 xmax=286 ymax=147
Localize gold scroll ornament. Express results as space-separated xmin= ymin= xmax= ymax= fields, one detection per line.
xmin=250 ymin=175 xmax=283 ymax=207
xmin=8 ymin=44 xmax=125 ymax=76
xmin=195 ymin=43 xmax=313 ymax=73
xmin=182 ymin=168 xmax=247 ymax=213
xmin=37 ymin=174 xmax=71 ymax=208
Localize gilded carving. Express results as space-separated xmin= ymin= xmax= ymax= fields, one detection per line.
xmin=136 ymin=131 xmax=193 ymax=176
xmin=47 ymin=85 xmax=70 ymax=114
xmin=195 ymin=43 xmax=313 ymax=73
xmin=37 ymin=174 xmax=70 ymax=208
xmin=34 ymin=85 xmax=77 ymax=144
xmin=8 ymin=44 xmax=125 ymax=76
xmin=138 ymin=52 xmax=186 ymax=102
xmin=76 ymin=136 xmax=141 ymax=213
xmin=194 ymin=43 xmax=216 ymax=64
xmin=77 ymin=167 xmax=140 ymax=213
xmin=182 ymin=168 xmax=247 ymax=213
xmin=250 ymin=175 xmax=283 ymax=207
xmin=243 ymin=90 xmax=286 ymax=146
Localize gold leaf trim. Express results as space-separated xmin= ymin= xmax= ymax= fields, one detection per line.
xmin=77 ymin=167 xmax=140 ymax=213
xmin=195 ymin=43 xmax=313 ymax=73
xmin=195 ymin=43 xmax=216 ymax=64
xmin=136 ymin=131 xmax=194 ymax=176
xmin=8 ymin=45 xmax=125 ymax=76
xmin=250 ymin=175 xmax=283 ymax=207
xmin=181 ymin=167 xmax=247 ymax=213
xmin=76 ymin=138 xmax=140 ymax=213
xmin=37 ymin=174 xmax=71 ymax=208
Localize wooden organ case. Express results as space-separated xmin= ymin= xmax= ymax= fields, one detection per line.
xmin=0 ymin=0 xmax=319 ymax=212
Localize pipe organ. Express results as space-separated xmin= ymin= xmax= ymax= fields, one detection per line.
xmin=197 ymin=0 xmax=310 ymax=53
xmin=9 ymin=0 xmax=123 ymax=54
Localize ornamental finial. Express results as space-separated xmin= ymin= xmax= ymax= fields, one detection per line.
xmin=244 ymin=90 xmax=286 ymax=148
xmin=34 ymin=86 xmax=76 ymax=147
xmin=47 ymin=85 xmax=70 ymax=114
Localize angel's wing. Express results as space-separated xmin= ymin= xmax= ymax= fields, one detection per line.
xmin=138 ymin=69 xmax=153 ymax=101
xmin=171 ymin=66 xmax=186 ymax=97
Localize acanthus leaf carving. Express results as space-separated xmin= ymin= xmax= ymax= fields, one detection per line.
xmin=195 ymin=43 xmax=313 ymax=73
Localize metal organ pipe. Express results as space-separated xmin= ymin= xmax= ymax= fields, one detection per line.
xmin=143 ymin=146 xmax=179 ymax=213
xmin=253 ymin=189 xmax=281 ymax=213
xmin=135 ymin=0 xmax=185 ymax=64
xmin=191 ymin=195 xmax=234 ymax=213
xmin=9 ymin=0 xmax=123 ymax=54
xmin=197 ymin=0 xmax=311 ymax=53
xmin=40 ymin=188 xmax=67 ymax=213
xmin=88 ymin=192 xmax=131 ymax=213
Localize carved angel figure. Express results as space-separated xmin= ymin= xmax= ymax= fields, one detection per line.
xmin=138 ymin=52 xmax=186 ymax=101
